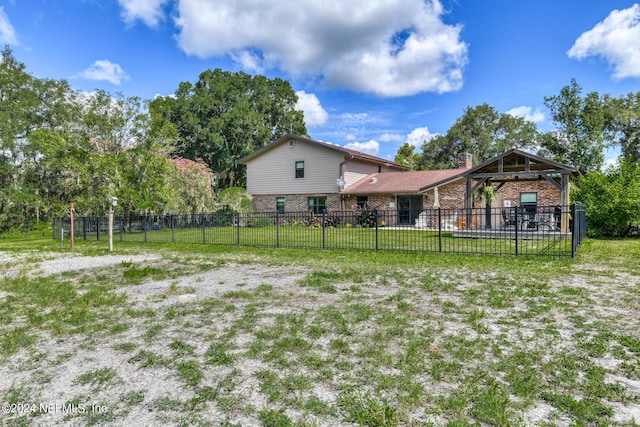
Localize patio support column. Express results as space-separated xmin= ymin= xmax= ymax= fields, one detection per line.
xmin=465 ymin=178 xmax=473 ymax=230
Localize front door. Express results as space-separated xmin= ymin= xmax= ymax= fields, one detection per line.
xmin=397 ymin=196 xmax=423 ymax=225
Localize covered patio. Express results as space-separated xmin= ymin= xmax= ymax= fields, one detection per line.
xmin=459 ymin=149 xmax=579 ymax=235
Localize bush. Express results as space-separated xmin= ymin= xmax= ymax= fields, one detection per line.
xmin=244 ymin=213 xmax=274 ymax=228
xmin=572 ymin=157 xmax=640 ymax=237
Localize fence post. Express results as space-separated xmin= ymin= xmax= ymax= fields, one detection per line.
xmin=237 ymin=213 xmax=241 ymax=245
xmin=171 ymin=214 xmax=175 ymax=243
xmin=144 ymin=215 xmax=148 ymax=243
xmin=571 ymin=203 xmax=577 ymax=258
xmin=275 ymin=214 xmax=280 ymax=248
xmin=322 ymin=211 xmax=326 ymax=249
xmin=438 ymin=208 xmax=442 ymax=253
xmin=202 ymin=213 xmax=206 ymax=244
xmin=374 ymin=209 xmax=379 ymax=251
xmin=513 ymin=206 xmax=518 ymax=256
xmin=96 ymin=217 xmax=100 ymax=241
xmin=119 ymin=216 xmax=123 ymax=242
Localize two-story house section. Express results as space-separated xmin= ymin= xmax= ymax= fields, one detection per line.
xmin=238 ymin=134 xmax=406 ymax=213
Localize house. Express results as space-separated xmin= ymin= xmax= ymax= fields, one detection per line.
xmin=238 ymin=134 xmax=406 ymax=214
xmin=240 ymin=135 xmax=578 ymax=230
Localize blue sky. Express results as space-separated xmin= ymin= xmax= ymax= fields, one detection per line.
xmin=2 ymin=0 xmax=639 ymax=165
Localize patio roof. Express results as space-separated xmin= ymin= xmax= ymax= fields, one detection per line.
xmin=459 ymin=149 xmax=579 ymax=233
xmin=463 ymin=149 xmax=580 ymax=181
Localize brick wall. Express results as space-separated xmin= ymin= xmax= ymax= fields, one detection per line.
xmin=496 ymin=181 xmax=561 ymax=207
xmin=252 ymin=193 xmax=343 ymax=212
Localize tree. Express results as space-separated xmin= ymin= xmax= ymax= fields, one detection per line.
xmin=572 ymin=157 xmax=640 ymax=237
xmin=394 ymin=142 xmax=422 ymax=170
xmin=165 ymin=157 xmax=216 ymax=214
xmin=419 ymin=103 xmax=538 ymax=169
xmin=0 ymin=46 xmax=76 ymax=230
xmin=149 ymin=69 xmax=307 ymax=189
xmin=604 ymin=92 xmax=640 ymax=162
xmin=540 ymin=79 xmax=605 ymax=174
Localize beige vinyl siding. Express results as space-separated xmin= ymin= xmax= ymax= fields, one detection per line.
xmin=343 ymin=159 xmax=391 ymax=187
xmin=245 ymin=141 xmax=345 ymax=195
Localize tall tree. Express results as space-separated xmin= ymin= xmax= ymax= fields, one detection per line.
xmin=394 ymin=142 xmax=422 ymax=170
xmin=0 ymin=46 xmax=76 ymax=229
xmin=419 ymin=103 xmax=538 ymax=169
xmin=540 ymin=79 xmax=606 ymax=174
xmin=149 ymin=69 xmax=307 ymax=188
xmin=603 ymin=92 xmax=640 ymax=162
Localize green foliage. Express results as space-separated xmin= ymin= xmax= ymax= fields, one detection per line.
xmin=218 ymin=187 xmax=253 ymax=213
xmin=604 ymin=91 xmax=640 ymax=162
xmin=149 ymin=69 xmax=308 ymax=188
xmin=420 ymin=103 xmax=538 ymax=169
xmin=540 ymin=79 xmax=606 ymax=174
xmin=573 ymin=157 xmax=640 ymax=237
xmin=394 ymin=142 xmax=421 ymax=170
xmin=165 ymin=157 xmax=216 ymax=213
xmin=245 ymin=213 xmax=274 ymax=228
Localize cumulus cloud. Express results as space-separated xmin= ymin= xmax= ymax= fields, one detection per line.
xmin=295 ymin=91 xmax=328 ymax=128
xmin=171 ymin=0 xmax=468 ymax=97
xmin=568 ymin=4 xmax=640 ymax=79
xmin=78 ymin=60 xmax=129 ymax=85
xmin=379 ymin=133 xmax=404 ymax=143
xmin=406 ymin=127 xmax=439 ymax=147
xmin=344 ymin=139 xmax=380 ymax=155
xmin=117 ymin=0 xmax=170 ymax=27
xmin=505 ymin=106 xmax=545 ymax=124
xmin=0 ymin=7 xmax=18 ymax=45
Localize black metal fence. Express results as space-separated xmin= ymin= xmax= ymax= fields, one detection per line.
xmin=53 ymin=203 xmax=587 ymax=257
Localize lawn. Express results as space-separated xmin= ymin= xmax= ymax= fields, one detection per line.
xmin=0 ymin=237 xmax=638 ymax=426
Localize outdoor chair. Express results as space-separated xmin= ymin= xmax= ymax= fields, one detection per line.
xmin=502 ymin=210 xmax=517 ymax=227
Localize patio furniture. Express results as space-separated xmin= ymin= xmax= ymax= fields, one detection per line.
xmin=502 ymin=210 xmax=517 ymax=227
xmin=536 ymin=213 xmax=555 ymax=231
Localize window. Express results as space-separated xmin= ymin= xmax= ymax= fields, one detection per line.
xmin=276 ymin=197 xmax=285 ymax=214
xmin=520 ymin=192 xmax=537 ymax=204
xmin=308 ymin=197 xmax=327 ymax=214
xmin=295 ymin=161 xmax=305 ymax=178
xmin=520 ymin=192 xmax=537 ymax=216
xmin=356 ymin=196 xmax=368 ymax=209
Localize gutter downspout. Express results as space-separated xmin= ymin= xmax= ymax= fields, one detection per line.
xmin=338 ymin=154 xmax=353 ymax=210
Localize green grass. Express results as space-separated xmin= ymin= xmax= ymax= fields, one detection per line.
xmin=0 ymin=236 xmax=638 ymax=425
xmin=56 ymin=223 xmax=575 ymax=257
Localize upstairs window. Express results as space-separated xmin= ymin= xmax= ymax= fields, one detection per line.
xmin=295 ymin=161 xmax=305 ymax=178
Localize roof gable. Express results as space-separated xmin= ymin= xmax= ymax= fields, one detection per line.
xmin=238 ymin=134 xmax=406 ymax=170
xmin=464 ymin=149 xmax=579 ymax=179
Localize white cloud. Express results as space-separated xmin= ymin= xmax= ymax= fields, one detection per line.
xmin=117 ymin=0 xmax=169 ymax=27
xmin=568 ymin=4 xmax=640 ymax=79
xmin=172 ymin=0 xmax=468 ymax=97
xmin=344 ymin=139 xmax=380 ymax=155
xmin=505 ymin=106 xmax=545 ymax=124
xmin=406 ymin=127 xmax=439 ymax=147
xmin=0 ymin=7 xmax=18 ymax=45
xmin=78 ymin=60 xmax=129 ymax=85
xmin=295 ymin=91 xmax=328 ymax=128
xmin=379 ymin=133 xmax=404 ymax=142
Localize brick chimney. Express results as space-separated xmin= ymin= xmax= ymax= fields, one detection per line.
xmin=458 ymin=153 xmax=473 ymax=169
